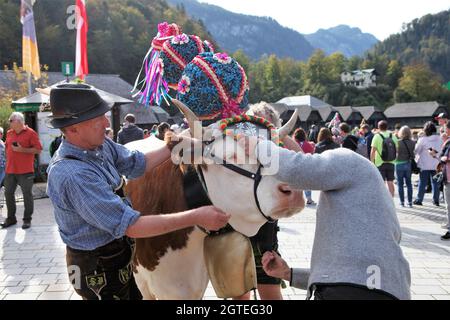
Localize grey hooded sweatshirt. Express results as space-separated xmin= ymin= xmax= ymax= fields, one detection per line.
xmin=258 ymin=140 xmax=411 ymax=300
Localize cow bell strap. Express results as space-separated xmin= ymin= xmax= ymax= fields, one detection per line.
xmin=183 ymin=166 xmax=212 ymax=210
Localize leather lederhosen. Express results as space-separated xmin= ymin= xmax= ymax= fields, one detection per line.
xmin=66 ymin=237 xmax=142 ymax=300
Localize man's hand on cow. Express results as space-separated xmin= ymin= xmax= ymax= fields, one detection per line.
xmin=167 ymin=132 xmax=205 ymax=165
xmin=164 ymin=131 xmax=183 ymax=151
xmin=194 ymin=206 xmax=231 ymax=231
xmin=261 ymin=251 xmax=291 ymax=281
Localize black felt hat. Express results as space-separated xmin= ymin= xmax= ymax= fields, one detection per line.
xmin=48 ymin=84 xmax=113 ymax=129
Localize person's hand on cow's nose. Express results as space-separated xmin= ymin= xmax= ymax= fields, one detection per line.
xmin=194 ymin=206 xmax=231 ymax=231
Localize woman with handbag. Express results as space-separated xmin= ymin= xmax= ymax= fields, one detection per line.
xmin=413 ymin=122 xmax=442 ymax=206
xmin=395 ymin=126 xmax=416 ymax=207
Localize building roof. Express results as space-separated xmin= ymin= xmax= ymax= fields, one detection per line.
xmin=333 ymin=106 xmax=354 ymax=121
xmin=343 ymin=69 xmax=377 ymax=76
xmin=316 ymin=106 xmax=337 ymax=122
xmin=296 ymin=106 xmax=313 ymax=122
xmin=11 ymin=92 xmax=49 ymax=106
xmin=384 ymin=101 xmax=442 ymax=118
xmin=353 ymin=106 xmax=384 ymax=120
xmin=0 ymin=71 xmax=135 ymax=99
xmin=276 ymin=95 xmax=333 ymax=109
xmin=276 ymin=95 xmax=337 ymax=121
xmin=268 ymin=103 xmax=289 ymax=115
xmin=333 ymin=106 xmax=369 ymax=122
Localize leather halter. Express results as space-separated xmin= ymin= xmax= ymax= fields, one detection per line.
xmin=182 ymin=134 xmax=276 ymax=229
xmin=200 ymin=135 xmax=276 ymax=224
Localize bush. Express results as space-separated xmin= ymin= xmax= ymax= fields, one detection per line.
xmin=0 ymin=93 xmax=14 ymax=138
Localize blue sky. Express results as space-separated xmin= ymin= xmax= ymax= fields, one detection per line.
xmin=199 ymin=0 xmax=449 ymax=40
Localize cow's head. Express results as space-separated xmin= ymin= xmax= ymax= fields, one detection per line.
xmin=172 ymin=100 xmax=305 ymax=237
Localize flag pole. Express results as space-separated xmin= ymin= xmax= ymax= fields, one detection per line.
xmin=27 ymin=72 xmax=33 ymax=95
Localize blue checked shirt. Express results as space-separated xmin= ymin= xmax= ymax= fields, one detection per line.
xmin=47 ymin=138 xmax=146 ymax=250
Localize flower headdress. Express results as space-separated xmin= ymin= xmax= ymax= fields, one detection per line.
xmin=177 ymin=52 xmax=249 ymax=125
xmin=132 ymin=22 xmax=213 ymax=107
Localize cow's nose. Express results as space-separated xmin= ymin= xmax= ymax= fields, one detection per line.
xmin=278 ymin=184 xmax=293 ymax=196
xmin=277 ymin=183 xmax=304 ymax=204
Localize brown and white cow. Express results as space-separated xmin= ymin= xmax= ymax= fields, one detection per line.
xmin=125 ymin=102 xmax=304 ymax=299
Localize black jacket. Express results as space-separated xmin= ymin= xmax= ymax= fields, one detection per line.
xmin=117 ymin=124 xmax=144 ymax=145
xmin=315 ymin=140 xmax=340 ymax=154
xmin=342 ymin=135 xmax=359 ymax=152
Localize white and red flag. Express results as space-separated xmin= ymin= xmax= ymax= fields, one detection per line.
xmin=75 ymin=0 xmax=88 ymax=80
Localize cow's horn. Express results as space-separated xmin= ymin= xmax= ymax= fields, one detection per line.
xmin=278 ymin=108 xmax=299 ymax=139
xmin=171 ymin=99 xmax=201 ymax=137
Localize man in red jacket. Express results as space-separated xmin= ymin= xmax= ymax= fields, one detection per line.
xmin=1 ymin=112 xmax=42 ymax=229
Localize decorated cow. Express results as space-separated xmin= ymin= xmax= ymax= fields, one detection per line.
xmin=125 ymin=104 xmax=303 ymax=299
xmin=126 ymin=50 xmax=304 ymax=299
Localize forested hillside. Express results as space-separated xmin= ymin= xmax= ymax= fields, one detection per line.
xmin=371 ymin=9 xmax=450 ymax=82
xmin=0 ymin=0 xmax=216 ymax=83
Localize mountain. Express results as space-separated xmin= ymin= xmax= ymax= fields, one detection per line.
xmin=370 ymin=9 xmax=450 ymax=82
xmin=167 ymin=0 xmax=315 ymax=60
xmin=305 ymin=25 xmax=379 ymax=57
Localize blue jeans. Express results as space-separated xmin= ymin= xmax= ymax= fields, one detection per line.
xmin=305 ymin=190 xmax=312 ymax=201
xmin=416 ymin=170 xmax=440 ymax=204
xmin=0 ymin=167 xmax=4 ymax=187
xmin=395 ymin=162 xmax=412 ymax=205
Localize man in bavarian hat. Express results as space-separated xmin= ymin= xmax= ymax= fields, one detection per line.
xmin=46 ymin=83 xmax=230 ymax=300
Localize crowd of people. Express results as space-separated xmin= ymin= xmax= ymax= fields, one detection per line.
xmin=297 ymin=114 xmax=450 ymax=241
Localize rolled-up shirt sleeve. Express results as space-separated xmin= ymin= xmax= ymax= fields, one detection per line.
xmin=108 ymin=140 xmax=146 ymax=179
xmin=65 ymin=169 xmax=140 ymax=238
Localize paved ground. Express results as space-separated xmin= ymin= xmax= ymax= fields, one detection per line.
xmin=0 ymin=181 xmax=450 ymax=300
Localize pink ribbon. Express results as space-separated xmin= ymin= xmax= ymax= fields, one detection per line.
xmin=221 ymin=100 xmax=243 ymax=119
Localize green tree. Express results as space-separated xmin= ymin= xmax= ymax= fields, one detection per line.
xmin=232 ymin=49 xmax=251 ymax=73
xmin=346 ymin=56 xmax=363 ymax=71
xmin=304 ymin=50 xmax=330 ymax=88
xmin=386 ymin=60 xmax=403 ymax=88
xmin=326 ymin=52 xmax=347 ymax=82
xmin=398 ymin=63 xmax=444 ymax=101
xmin=0 ymin=63 xmax=48 ymax=132
xmin=264 ymin=55 xmax=282 ymax=102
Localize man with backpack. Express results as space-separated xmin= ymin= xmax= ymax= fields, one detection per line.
xmin=371 ymin=120 xmax=398 ymax=197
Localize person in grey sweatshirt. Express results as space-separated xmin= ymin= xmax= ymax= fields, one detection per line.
xmin=252 ymin=138 xmax=411 ymax=300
